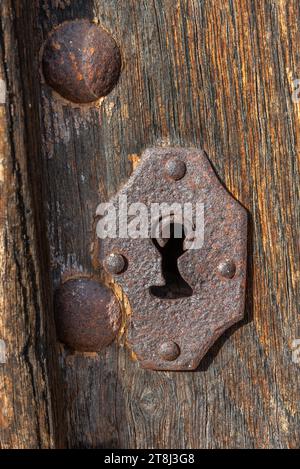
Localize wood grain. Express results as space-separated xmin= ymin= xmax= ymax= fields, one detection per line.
xmin=0 ymin=0 xmax=63 ymax=449
xmin=1 ymin=0 xmax=300 ymax=448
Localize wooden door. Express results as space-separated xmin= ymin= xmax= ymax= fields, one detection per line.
xmin=0 ymin=0 xmax=299 ymax=449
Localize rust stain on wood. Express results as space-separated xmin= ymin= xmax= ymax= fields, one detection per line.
xmin=128 ymin=153 xmax=141 ymax=170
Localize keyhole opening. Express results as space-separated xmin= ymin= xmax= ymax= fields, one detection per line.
xmin=149 ymin=223 xmax=193 ymax=300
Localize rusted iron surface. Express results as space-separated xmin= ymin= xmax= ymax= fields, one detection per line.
xmin=42 ymin=20 xmax=121 ymax=103
xmin=54 ymin=278 xmax=121 ymax=352
xmin=98 ymin=148 xmax=248 ymax=370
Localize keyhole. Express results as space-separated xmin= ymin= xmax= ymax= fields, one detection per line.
xmin=149 ymin=223 xmax=193 ymax=300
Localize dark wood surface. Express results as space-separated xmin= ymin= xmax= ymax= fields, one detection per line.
xmin=1 ymin=0 xmax=299 ymax=448
xmin=0 ymin=0 xmax=63 ymax=448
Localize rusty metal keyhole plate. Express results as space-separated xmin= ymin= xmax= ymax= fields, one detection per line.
xmin=99 ymin=148 xmax=247 ymax=370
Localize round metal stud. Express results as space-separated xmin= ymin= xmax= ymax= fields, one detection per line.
xmin=164 ymin=158 xmax=186 ymax=181
xmin=104 ymin=253 xmax=126 ymax=275
xmin=158 ymin=341 xmax=181 ymax=361
xmin=42 ymin=20 xmax=121 ymax=103
xmin=54 ymin=278 xmax=121 ymax=352
xmin=218 ymin=260 xmax=236 ymax=279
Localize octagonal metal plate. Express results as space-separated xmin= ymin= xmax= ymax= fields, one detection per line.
xmin=98 ymin=147 xmax=247 ymax=370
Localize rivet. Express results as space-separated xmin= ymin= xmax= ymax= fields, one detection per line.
xmin=54 ymin=278 xmax=121 ymax=352
xmin=218 ymin=260 xmax=236 ymax=279
xmin=42 ymin=20 xmax=121 ymax=103
xmin=158 ymin=341 xmax=180 ymax=361
xmin=165 ymin=159 xmax=186 ymax=181
xmin=104 ymin=253 xmax=126 ymax=275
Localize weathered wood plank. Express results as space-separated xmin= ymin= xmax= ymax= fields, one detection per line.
xmin=0 ymin=0 xmax=63 ymax=449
